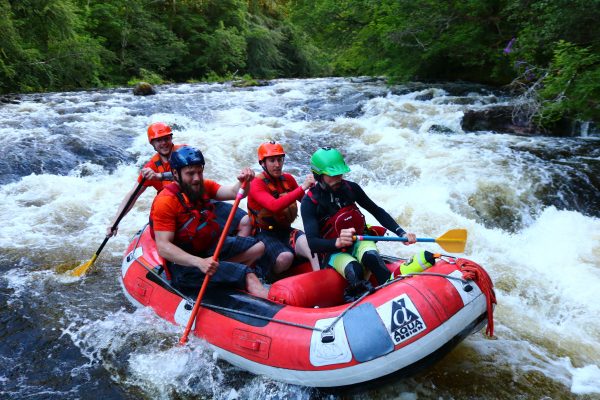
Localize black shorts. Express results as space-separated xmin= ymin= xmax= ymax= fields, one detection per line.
xmin=169 ymin=235 xmax=258 ymax=297
xmin=255 ymin=228 xmax=304 ymax=276
xmin=212 ymin=200 xmax=247 ymax=235
xmin=169 ymin=260 xmax=249 ymax=297
xmin=206 ymin=235 xmax=258 ymax=260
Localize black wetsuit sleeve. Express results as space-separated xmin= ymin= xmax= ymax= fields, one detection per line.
xmin=350 ymin=182 xmax=406 ymax=236
xmin=300 ymin=195 xmax=339 ymax=253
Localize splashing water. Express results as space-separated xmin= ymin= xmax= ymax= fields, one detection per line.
xmin=0 ymin=78 xmax=598 ymax=399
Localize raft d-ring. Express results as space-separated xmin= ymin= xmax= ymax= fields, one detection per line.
xmin=321 ymin=329 xmax=335 ymax=343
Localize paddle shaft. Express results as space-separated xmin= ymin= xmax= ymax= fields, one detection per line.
xmin=354 ymin=229 xmax=467 ymax=253
xmin=71 ymin=178 xmax=147 ymax=276
xmin=354 ymin=235 xmax=435 ymax=242
xmin=97 ymin=178 xmax=147 ymax=256
xmin=179 ymin=180 xmax=248 ymax=345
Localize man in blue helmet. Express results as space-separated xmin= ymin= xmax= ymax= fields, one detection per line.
xmin=150 ymin=146 xmax=268 ymax=298
xmin=301 ymin=147 xmax=417 ymax=302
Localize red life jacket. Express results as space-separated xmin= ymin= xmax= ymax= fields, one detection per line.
xmin=144 ymin=144 xmax=185 ymax=192
xmin=159 ymin=183 xmax=221 ymax=255
xmin=320 ymin=204 xmax=366 ymax=239
xmin=307 ymin=182 xmax=366 ymax=239
xmin=248 ymin=173 xmax=298 ymax=231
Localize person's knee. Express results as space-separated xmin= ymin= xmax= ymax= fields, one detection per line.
xmin=343 ymin=261 xmax=364 ymax=284
xmin=274 ymin=252 xmax=294 ymax=273
xmin=237 ymin=215 xmax=252 ymax=237
xmin=247 ymin=241 xmax=265 ymax=260
xmin=361 ymin=250 xmax=389 ymax=285
xmin=361 ymin=250 xmax=382 ymax=265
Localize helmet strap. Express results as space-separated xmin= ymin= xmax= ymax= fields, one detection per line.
xmin=260 ymin=160 xmax=278 ymax=181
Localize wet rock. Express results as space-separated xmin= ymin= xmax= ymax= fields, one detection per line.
xmin=428 ymin=124 xmax=457 ymax=134
xmin=350 ymin=76 xmax=386 ymax=83
xmin=462 ymin=106 xmax=536 ymax=135
xmin=461 ymin=105 xmax=596 ymax=136
xmin=0 ymin=95 xmax=21 ymax=104
xmin=132 ymin=82 xmax=156 ymax=96
xmin=232 ymin=79 xmax=269 ymax=88
xmin=414 ymin=91 xmax=434 ymax=101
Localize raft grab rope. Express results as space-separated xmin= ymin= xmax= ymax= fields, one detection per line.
xmin=456 ymin=258 xmax=496 ymax=337
xmin=129 ymin=233 xmax=494 ymax=339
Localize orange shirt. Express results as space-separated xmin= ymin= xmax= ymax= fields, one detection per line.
xmin=150 ymin=180 xmax=221 ymax=233
xmin=137 ymin=144 xmax=185 ymax=192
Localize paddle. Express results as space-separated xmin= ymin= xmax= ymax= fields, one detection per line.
xmin=70 ymin=178 xmax=146 ymax=277
xmin=353 ymin=228 xmax=467 ymax=253
xmin=179 ymin=180 xmax=248 ymax=345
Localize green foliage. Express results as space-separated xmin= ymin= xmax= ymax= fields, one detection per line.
xmin=199 ymin=22 xmax=247 ymax=77
xmin=536 ymin=41 xmax=600 ymax=125
xmin=1 ymin=0 xmax=321 ymax=92
xmin=127 ymin=68 xmax=165 ymax=86
xmin=2 ymin=0 xmax=598 ymax=127
xmin=290 ymin=0 xmax=600 ymax=124
xmin=86 ymin=0 xmax=186 ymax=81
xmin=246 ymin=16 xmax=285 ymax=78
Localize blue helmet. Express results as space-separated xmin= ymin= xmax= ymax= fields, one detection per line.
xmin=169 ymin=146 xmax=205 ymax=170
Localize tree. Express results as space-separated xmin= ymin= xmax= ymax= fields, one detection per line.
xmin=85 ymin=0 xmax=185 ymax=82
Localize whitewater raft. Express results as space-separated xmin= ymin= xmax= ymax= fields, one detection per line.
xmin=120 ymin=224 xmax=494 ymax=388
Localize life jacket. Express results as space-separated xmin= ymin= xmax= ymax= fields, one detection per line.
xmin=152 ymin=183 xmax=221 ymax=255
xmin=248 ymin=173 xmax=298 ymax=231
xmin=145 ymin=144 xmax=184 ymax=191
xmin=307 ymin=181 xmax=366 ymax=239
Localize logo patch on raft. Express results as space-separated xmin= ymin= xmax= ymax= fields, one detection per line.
xmin=378 ymin=294 xmax=427 ymax=345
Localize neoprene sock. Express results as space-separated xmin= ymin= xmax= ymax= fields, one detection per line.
xmin=361 ymin=250 xmax=390 ymax=285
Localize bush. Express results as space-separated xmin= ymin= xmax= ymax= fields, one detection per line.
xmin=537 ymin=41 xmax=600 ymax=125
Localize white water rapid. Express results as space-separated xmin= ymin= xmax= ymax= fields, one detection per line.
xmin=0 ymin=78 xmax=598 ymax=400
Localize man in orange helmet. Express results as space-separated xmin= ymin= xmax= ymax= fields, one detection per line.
xmin=247 ymin=141 xmax=320 ymax=278
xmin=107 ymin=122 xmax=250 ymax=237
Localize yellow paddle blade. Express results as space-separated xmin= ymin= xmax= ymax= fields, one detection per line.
xmin=435 ymin=229 xmax=467 ymax=253
xmin=54 ymin=261 xmax=81 ymax=274
xmin=70 ymin=254 xmax=98 ymax=277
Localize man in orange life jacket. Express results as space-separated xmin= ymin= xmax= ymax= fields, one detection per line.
xmin=247 ymin=141 xmax=320 ymax=277
xmin=150 ymin=146 xmax=268 ymax=298
xmin=300 ymin=147 xmax=417 ymax=301
xmin=107 ymin=122 xmax=250 ymax=237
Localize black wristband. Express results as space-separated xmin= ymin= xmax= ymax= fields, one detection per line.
xmin=395 ymin=227 xmax=406 ymax=237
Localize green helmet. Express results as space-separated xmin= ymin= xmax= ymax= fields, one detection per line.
xmin=310 ymin=147 xmax=351 ymax=176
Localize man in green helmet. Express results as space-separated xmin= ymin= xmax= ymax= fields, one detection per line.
xmin=300 ymin=147 xmax=416 ymax=302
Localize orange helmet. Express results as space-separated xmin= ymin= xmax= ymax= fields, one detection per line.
xmin=147 ymin=122 xmax=172 ymax=143
xmin=257 ymin=141 xmax=285 ymax=162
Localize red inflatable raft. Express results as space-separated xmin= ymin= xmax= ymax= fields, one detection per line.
xmin=120 ymin=224 xmax=495 ymax=388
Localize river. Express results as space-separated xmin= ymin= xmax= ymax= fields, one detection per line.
xmin=1 ymin=78 xmax=599 ymax=399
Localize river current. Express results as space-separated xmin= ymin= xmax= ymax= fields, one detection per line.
xmin=1 ymin=78 xmax=599 ymax=399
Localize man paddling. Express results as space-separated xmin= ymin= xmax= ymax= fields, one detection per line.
xmin=301 ymin=147 xmax=417 ymax=301
xmin=150 ymin=146 xmax=268 ymax=298
xmin=107 ymin=122 xmax=250 ymax=237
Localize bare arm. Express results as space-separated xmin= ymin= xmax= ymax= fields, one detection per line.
xmin=214 ymin=167 xmax=255 ymax=200
xmin=154 ymin=230 xmax=218 ymax=275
